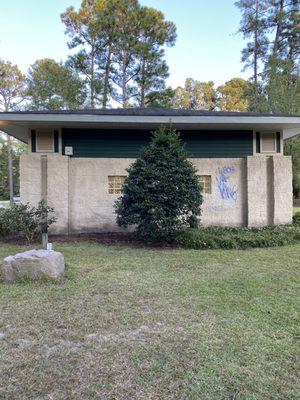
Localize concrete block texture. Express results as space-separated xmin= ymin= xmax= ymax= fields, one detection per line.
xmin=246 ymin=155 xmax=293 ymax=227
xmin=272 ymin=155 xmax=293 ymax=225
xmin=20 ymin=154 xmax=293 ymax=233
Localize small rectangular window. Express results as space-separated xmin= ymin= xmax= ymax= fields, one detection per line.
xmin=261 ymin=132 xmax=276 ymax=153
xmin=108 ymin=176 xmax=126 ymax=194
xmin=198 ymin=175 xmax=212 ymax=194
xmin=36 ymin=131 xmax=54 ymax=153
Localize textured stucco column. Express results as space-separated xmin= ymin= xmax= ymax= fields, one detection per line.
xmin=20 ymin=154 xmax=42 ymax=206
xmin=20 ymin=154 xmax=69 ymax=234
xmin=246 ymin=155 xmax=293 ymax=227
xmin=47 ymin=155 xmax=69 ymax=234
xmin=272 ymin=155 xmax=293 ymax=225
xmin=246 ymin=156 xmax=270 ymax=227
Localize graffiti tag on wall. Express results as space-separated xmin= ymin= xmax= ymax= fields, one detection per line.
xmin=216 ymin=166 xmax=237 ymax=201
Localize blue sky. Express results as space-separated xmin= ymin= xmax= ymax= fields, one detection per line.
xmin=0 ymin=0 xmax=249 ymax=88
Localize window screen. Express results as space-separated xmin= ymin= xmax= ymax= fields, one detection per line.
xmin=36 ymin=132 xmax=54 ymax=152
xmin=261 ymin=132 xmax=276 ymax=153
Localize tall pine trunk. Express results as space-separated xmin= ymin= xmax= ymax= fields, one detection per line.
xmin=273 ymin=0 xmax=285 ymax=56
xmin=253 ymin=0 xmax=259 ymax=109
xmin=140 ymin=59 xmax=146 ymax=108
xmin=7 ymin=134 xmax=13 ymax=206
xmin=90 ymin=42 xmax=96 ymax=108
xmin=102 ymin=46 xmax=112 ymax=109
xmin=122 ymin=57 xmax=127 ymax=108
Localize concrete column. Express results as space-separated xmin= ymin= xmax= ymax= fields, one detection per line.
xmin=247 ymin=155 xmax=293 ymax=227
xmin=246 ymin=156 xmax=270 ymax=227
xmin=47 ymin=155 xmax=69 ymax=234
xmin=272 ymin=155 xmax=293 ymax=225
xmin=20 ymin=154 xmax=42 ymax=206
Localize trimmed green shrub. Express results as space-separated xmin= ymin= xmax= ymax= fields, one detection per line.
xmin=172 ymin=223 xmax=300 ymax=250
xmin=0 ymin=200 xmax=56 ymax=243
xmin=115 ymin=126 xmax=203 ymax=241
xmin=293 ymin=212 xmax=300 ymax=224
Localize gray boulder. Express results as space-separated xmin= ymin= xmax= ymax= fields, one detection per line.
xmin=2 ymin=249 xmax=65 ymax=282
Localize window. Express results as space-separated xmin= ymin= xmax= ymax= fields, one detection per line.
xmin=261 ymin=132 xmax=276 ymax=153
xmin=198 ymin=175 xmax=212 ymax=194
xmin=36 ymin=131 xmax=54 ymax=153
xmin=108 ymin=176 xmax=126 ymax=194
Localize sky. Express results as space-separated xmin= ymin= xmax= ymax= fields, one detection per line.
xmin=0 ymin=0 xmax=249 ymax=88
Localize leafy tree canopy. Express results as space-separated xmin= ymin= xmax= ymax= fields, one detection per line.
xmin=217 ymin=77 xmax=250 ymax=111
xmin=0 ymin=59 xmax=25 ymax=111
xmin=172 ymin=78 xmax=216 ymax=110
xmin=26 ymin=59 xmax=86 ymax=110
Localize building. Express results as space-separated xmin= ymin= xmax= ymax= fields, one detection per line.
xmin=1 ymin=109 xmax=300 ymax=234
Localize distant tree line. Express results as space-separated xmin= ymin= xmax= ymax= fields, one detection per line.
xmin=0 ymin=0 xmax=299 ymax=200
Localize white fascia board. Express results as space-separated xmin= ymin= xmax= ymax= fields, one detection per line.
xmin=1 ymin=113 xmax=300 ymax=125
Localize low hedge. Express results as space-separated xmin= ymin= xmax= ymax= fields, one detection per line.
xmin=172 ymin=221 xmax=300 ymax=250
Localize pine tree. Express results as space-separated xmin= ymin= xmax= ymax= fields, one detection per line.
xmin=115 ymin=126 xmax=203 ymax=241
xmin=26 ymin=59 xmax=86 ymax=110
xmin=0 ymin=59 xmax=25 ymax=205
xmin=235 ymin=0 xmax=269 ymax=109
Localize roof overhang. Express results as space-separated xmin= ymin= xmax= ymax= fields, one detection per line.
xmin=1 ymin=112 xmax=300 ymax=143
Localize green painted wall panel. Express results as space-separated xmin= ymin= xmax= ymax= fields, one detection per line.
xmin=62 ymin=129 xmax=253 ymax=158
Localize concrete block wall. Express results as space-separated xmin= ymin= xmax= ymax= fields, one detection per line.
xmin=20 ymin=153 xmax=293 ymax=233
xmin=272 ymin=155 xmax=293 ymax=225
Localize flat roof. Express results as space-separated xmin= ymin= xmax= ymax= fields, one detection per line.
xmin=1 ymin=108 xmax=300 ymax=143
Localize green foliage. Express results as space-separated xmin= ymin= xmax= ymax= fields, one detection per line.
xmin=0 ymin=200 xmax=56 ymax=243
xmin=293 ymin=211 xmax=300 ymax=224
xmin=0 ymin=59 xmax=25 ymax=111
xmin=61 ymin=0 xmax=176 ymax=108
xmin=172 ymin=224 xmax=300 ymax=250
xmin=0 ymin=137 xmax=26 ymax=200
xmin=26 ymin=59 xmax=86 ymax=110
xmin=264 ymin=58 xmax=300 ymax=114
xmin=172 ymin=78 xmax=216 ymax=110
xmin=217 ymin=77 xmax=250 ymax=111
xmin=235 ymin=0 xmax=300 ymax=113
xmin=115 ymin=126 xmax=203 ymax=241
xmin=145 ymin=87 xmax=175 ymax=108
xmin=284 ymin=135 xmax=300 ymax=192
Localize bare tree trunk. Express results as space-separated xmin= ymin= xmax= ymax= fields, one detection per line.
xmin=122 ymin=59 xmax=127 ymax=108
xmin=253 ymin=0 xmax=259 ymax=109
xmin=90 ymin=42 xmax=96 ymax=108
xmin=140 ymin=60 xmax=146 ymax=108
xmin=102 ymin=47 xmax=112 ymax=109
xmin=7 ymin=134 xmax=13 ymax=206
xmin=273 ymin=0 xmax=285 ymax=56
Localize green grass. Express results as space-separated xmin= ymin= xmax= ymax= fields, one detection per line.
xmin=0 ymin=242 xmax=299 ymax=399
xmin=294 ymin=206 xmax=300 ymax=215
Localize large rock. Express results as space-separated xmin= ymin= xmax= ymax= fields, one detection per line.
xmin=2 ymin=250 xmax=65 ymax=282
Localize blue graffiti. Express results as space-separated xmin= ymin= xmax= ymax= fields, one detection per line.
xmin=216 ymin=166 xmax=237 ymax=201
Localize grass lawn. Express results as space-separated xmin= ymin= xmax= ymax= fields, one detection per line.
xmin=0 ymin=242 xmax=299 ymax=399
xmin=294 ymin=206 xmax=300 ymax=215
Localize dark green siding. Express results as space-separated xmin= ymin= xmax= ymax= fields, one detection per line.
xmin=62 ymin=129 xmax=253 ymax=158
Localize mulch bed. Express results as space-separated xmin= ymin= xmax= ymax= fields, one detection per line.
xmin=0 ymin=232 xmax=139 ymax=246
xmin=50 ymin=232 xmax=137 ymax=245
